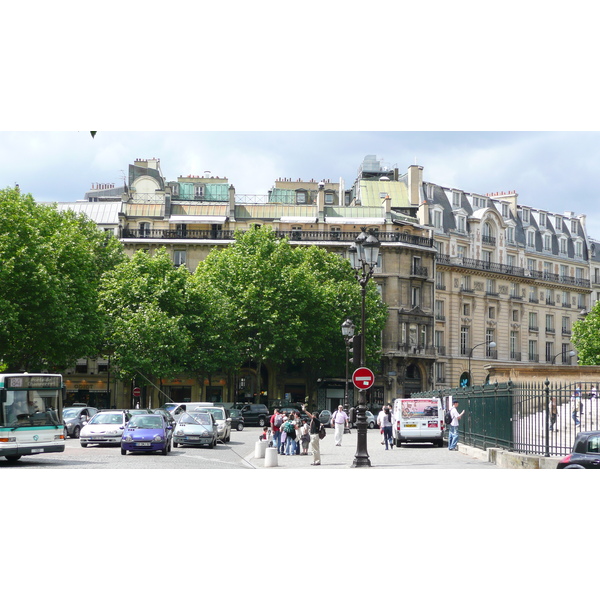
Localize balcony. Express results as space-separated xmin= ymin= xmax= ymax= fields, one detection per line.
xmin=482 ymin=234 xmax=497 ymax=245
xmin=562 ymin=328 xmax=572 ymax=335
xmin=411 ymin=266 xmax=429 ymax=278
xmin=546 ymin=328 xmax=555 ymax=334
xmin=529 ymin=354 xmax=539 ymax=362
xmin=396 ymin=343 xmax=436 ymax=356
xmin=121 ymin=228 xmax=234 ymax=240
xmin=510 ymin=351 xmax=522 ymax=361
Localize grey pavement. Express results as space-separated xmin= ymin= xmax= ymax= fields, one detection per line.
xmin=244 ymin=427 xmax=497 ymax=469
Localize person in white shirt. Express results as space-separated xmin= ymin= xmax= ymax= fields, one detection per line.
xmin=377 ymin=405 xmax=394 ymax=450
xmin=448 ymin=399 xmax=464 ymax=451
xmin=330 ymin=405 xmax=349 ymax=446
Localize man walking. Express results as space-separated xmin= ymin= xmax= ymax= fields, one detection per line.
xmin=270 ymin=408 xmax=283 ymax=452
xmin=331 ymin=405 xmax=349 ymax=446
xmin=448 ymin=399 xmax=464 ymax=451
xmin=304 ymin=407 xmax=321 ymax=466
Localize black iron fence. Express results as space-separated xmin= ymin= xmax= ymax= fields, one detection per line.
xmin=413 ymin=380 xmax=600 ymax=456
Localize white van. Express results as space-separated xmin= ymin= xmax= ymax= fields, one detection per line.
xmin=392 ymin=397 xmax=445 ymax=447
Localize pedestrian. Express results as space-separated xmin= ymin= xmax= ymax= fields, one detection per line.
xmin=283 ymin=416 xmax=297 ymax=455
xmin=549 ymin=397 xmax=558 ymax=432
xmin=305 ymin=408 xmax=321 ymax=465
xmin=300 ymin=419 xmax=310 ymax=455
xmin=448 ymin=399 xmax=464 ymax=451
xmin=259 ymin=426 xmax=270 ymax=441
xmin=572 ymin=400 xmax=580 ymax=427
xmin=293 ymin=411 xmax=302 ymax=455
xmin=331 ymin=405 xmax=349 ymax=446
xmin=279 ymin=414 xmax=288 ymax=454
xmin=270 ymin=408 xmax=283 ymax=454
xmin=377 ymin=405 xmax=394 ymax=450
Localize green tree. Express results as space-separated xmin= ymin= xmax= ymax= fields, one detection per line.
xmin=572 ymin=305 xmax=600 ymax=364
xmin=0 ymin=187 xmax=124 ymax=371
xmin=196 ymin=227 xmax=388 ymax=397
xmin=98 ymin=248 xmax=239 ymax=386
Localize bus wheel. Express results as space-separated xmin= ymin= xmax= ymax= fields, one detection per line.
xmin=6 ymin=455 xmax=21 ymax=462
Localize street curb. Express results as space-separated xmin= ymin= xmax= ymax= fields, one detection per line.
xmin=460 ymin=444 xmax=561 ymax=469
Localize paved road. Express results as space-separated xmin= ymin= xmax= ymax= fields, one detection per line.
xmin=0 ymin=425 xmax=496 ymax=469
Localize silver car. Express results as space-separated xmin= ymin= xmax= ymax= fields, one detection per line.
xmin=80 ymin=410 xmax=131 ymax=447
xmin=62 ymin=406 xmax=98 ymax=438
xmin=173 ymin=411 xmax=218 ymax=448
xmin=193 ymin=407 xmax=231 ymax=442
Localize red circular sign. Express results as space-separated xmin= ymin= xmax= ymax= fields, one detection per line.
xmin=352 ymin=367 xmax=375 ymax=390
xmin=132 ymin=387 xmax=141 ymax=397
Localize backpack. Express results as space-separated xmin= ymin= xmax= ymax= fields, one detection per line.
xmin=274 ymin=414 xmax=284 ymax=428
xmin=444 ymin=410 xmax=452 ymax=426
xmin=283 ymin=420 xmax=295 ymax=434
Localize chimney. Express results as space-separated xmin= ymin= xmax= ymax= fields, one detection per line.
xmin=407 ymin=165 xmax=424 ymax=206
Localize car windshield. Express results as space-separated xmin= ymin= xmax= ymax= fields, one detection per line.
xmin=63 ymin=408 xmax=81 ymax=419
xmin=128 ymin=415 xmax=163 ymax=429
xmin=199 ymin=408 xmax=225 ymax=420
xmin=90 ymin=413 xmax=124 ymax=425
xmin=191 ymin=413 xmax=212 ymax=425
xmin=160 ymin=404 xmax=179 ymax=413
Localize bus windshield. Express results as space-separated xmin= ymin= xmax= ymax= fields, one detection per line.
xmin=1 ymin=389 xmax=62 ymax=428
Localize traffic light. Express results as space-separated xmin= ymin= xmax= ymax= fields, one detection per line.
xmin=352 ymin=333 xmax=362 ymax=367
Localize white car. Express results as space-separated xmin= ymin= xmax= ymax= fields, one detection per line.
xmin=80 ymin=410 xmax=130 ymax=447
xmin=173 ymin=411 xmax=218 ymax=448
xmin=193 ymin=407 xmax=232 ymax=442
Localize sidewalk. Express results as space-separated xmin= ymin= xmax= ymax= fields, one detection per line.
xmin=245 ymin=427 xmax=497 ymax=469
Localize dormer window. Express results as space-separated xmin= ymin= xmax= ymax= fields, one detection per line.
xmin=325 ymin=192 xmax=334 ymax=205
xmin=522 ymin=208 xmax=530 ymax=223
xmin=452 ymin=191 xmax=460 ymax=207
xmin=194 ymin=185 xmax=204 ymax=199
xmin=539 ymin=213 xmax=546 ymax=227
xmin=555 ymin=215 xmax=562 ymax=229
xmin=501 ymin=203 xmax=509 ymax=218
xmin=296 ymin=190 xmax=307 ymax=204
xmin=571 ymin=219 xmax=578 ymax=234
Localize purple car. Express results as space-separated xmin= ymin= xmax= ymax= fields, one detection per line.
xmin=120 ymin=414 xmax=172 ymax=456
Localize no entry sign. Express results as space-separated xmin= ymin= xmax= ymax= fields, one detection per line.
xmin=133 ymin=387 xmax=141 ymax=397
xmin=352 ymin=367 xmax=375 ymax=390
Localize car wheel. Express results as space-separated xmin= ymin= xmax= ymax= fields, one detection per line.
xmin=368 ymin=421 xmax=375 ymax=429
xmin=237 ymin=423 xmax=244 ymax=431
xmin=564 ymin=464 xmax=585 ymax=468
xmin=162 ymin=444 xmax=168 ymax=456
xmin=121 ymin=448 xmax=126 ymax=455
xmin=396 ymin=439 xmax=401 ymax=447
xmin=73 ymin=426 xmax=80 ymax=439
xmin=80 ymin=443 xmax=88 ymax=448
xmin=173 ymin=441 xmax=178 ymax=448
xmin=6 ymin=455 xmax=21 ymax=462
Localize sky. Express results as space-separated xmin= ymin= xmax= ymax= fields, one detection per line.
xmin=2 ymin=131 xmax=600 ymax=236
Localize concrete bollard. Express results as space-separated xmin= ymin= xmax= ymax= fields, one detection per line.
xmin=254 ymin=440 xmax=268 ymax=459
xmin=264 ymin=447 xmax=279 ymax=467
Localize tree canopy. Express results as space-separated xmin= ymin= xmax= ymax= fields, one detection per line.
xmin=0 ymin=187 xmax=124 ymax=371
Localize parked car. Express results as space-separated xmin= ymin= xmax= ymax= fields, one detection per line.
xmin=152 ymin=408 xmax=176 ymax=429
xmin=557 ymin=430 xmax=600 ymax=469
xmin=80 ymin=410 xmax=131 ymax=447
xmin=365 ymin=411 xmax=377 ymax=429
xmin=128 ymin=409 xmax=155 ymax=415
xmin=121 ymin=413 xmax=173 ymax=456
xmin=193 ymin=406 xmax=231 ymax=442
xmin=62 ymin=406 xmax=98 ymax=438
xmin=239 ymin=403 xmax=270 ymax=427
xmin=229 ymin=408 xmax=245 ymax=431
xmin=319 ymin=410 xmax=332 ymax=427
xmin=173 ymin=411 xmax=218 ymax=448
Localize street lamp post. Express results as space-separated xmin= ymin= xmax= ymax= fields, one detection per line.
xmin=467 ymin=341 xmax=496 ymax=386
xmin=349 ymin=228 xmax=380 ymax=468
xmin=551 ymin=349 xmax=576 ymax=364
xmin=341 ymin=319 xmax=355 ymax=408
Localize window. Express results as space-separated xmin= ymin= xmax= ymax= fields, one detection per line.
xmin=527 ymin=230 xmax=535 ymax=247
xmin=194 ymin=185 xmax=204 ymax=198
xmin=435 ymin=300 xmax=445 ymax=320
xmin=452 ymin=191 xmax=460 ymax=207
xmin=463 ymin=303 xmax=471 ymax=316
xmin=577 ymin=293 xmax=586 ymax=310
xmin=461 ymin=275 xmax=471 ymax=291
xmin=546 ymin=342 xmax=554 ymax=362
xmin=510 ymin=282 xmax=520 ymax=298
xmin=139 ymin=222 xmax=151 ymax=238
xmin=433 ymin=210 xmax=442 ymax=229
xmin=546 ymin=314 xmax=554 ymax=332
xmin=527 ymin=258 xmax=537 ymax=273
xmin=486 ymin=279 xmax=496 ymax=295
xmin=529 ymin=286 xmax=537 ymax=302
xmin=296 ymin=190 xmax=307 ymax=204
xmin=575 ymin=240 xmax=583 ymax=257
xmin=587 ymin=435 xmax=600 ymax=454
xmin=436 ymin=271 xmax=445 ymax=290
xmin=522 ymin=208 xmax=530 ymax=223
xmin=174 ymin=250 xmax=186 ymax=267
xmin=482 ymin=250 xmax=493 ymax=265
xmin=562 ymin=291 xmax=570 ymax=307
xmin=507 ymin=227 xmax=515 ymax=243
xmin=562 ymin=316 xmax=571 ymax=334
xmin=571 ymin=219 xmax=578 ymax=234
xmin=325 ymin=192 xmax=334 ymax=205
xmin=507 ymin=254 xmax=516 ymax=267
xmin=488 ymin=306 xmax=496 ymax=319
xmin=435 ymin=362 xmax=446 ymax=383
xmin=539 ymin=213 xmax=546 ymax=227
xmin=560 ymin=238 xmax=567 ymax=254
xmin=555 ymin=215 xmax=562 ymax=229
xmin=435 ymin=330 xmax=444 ymax=352
xmin=560 ymin=264 xmax=569 ymax=278
xmin=529 ymin=312 xmax=538 ymax=330
xmin=460 ymin=326 xmax=470 ymax=355
xmin=176 ymin=223 xmax=187 ymax=237
xmin=544 ymin=235 xmax=552 ymax=251
xmin=457 ymin=245 xmax=467 ymax=258
xmin=457 ymin=216 xmax=466 ymax=232
xmin=510 ymin=331 xmax=518 ymax=356
xmin=543 ymin=262 xmax=552 ymax=276
xmin=528 ymin=339 xmax=538 ymax=362
xmin=512 ymin=309 xmax=520 ymax=322
xmin=486 ymin=330 xmax=495 ymax=357
xmin=411 ymin=286 xmax=421 ymax=308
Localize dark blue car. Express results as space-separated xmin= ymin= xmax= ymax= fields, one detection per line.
xmin=121 ymin=414 xmax=172 ymax=456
